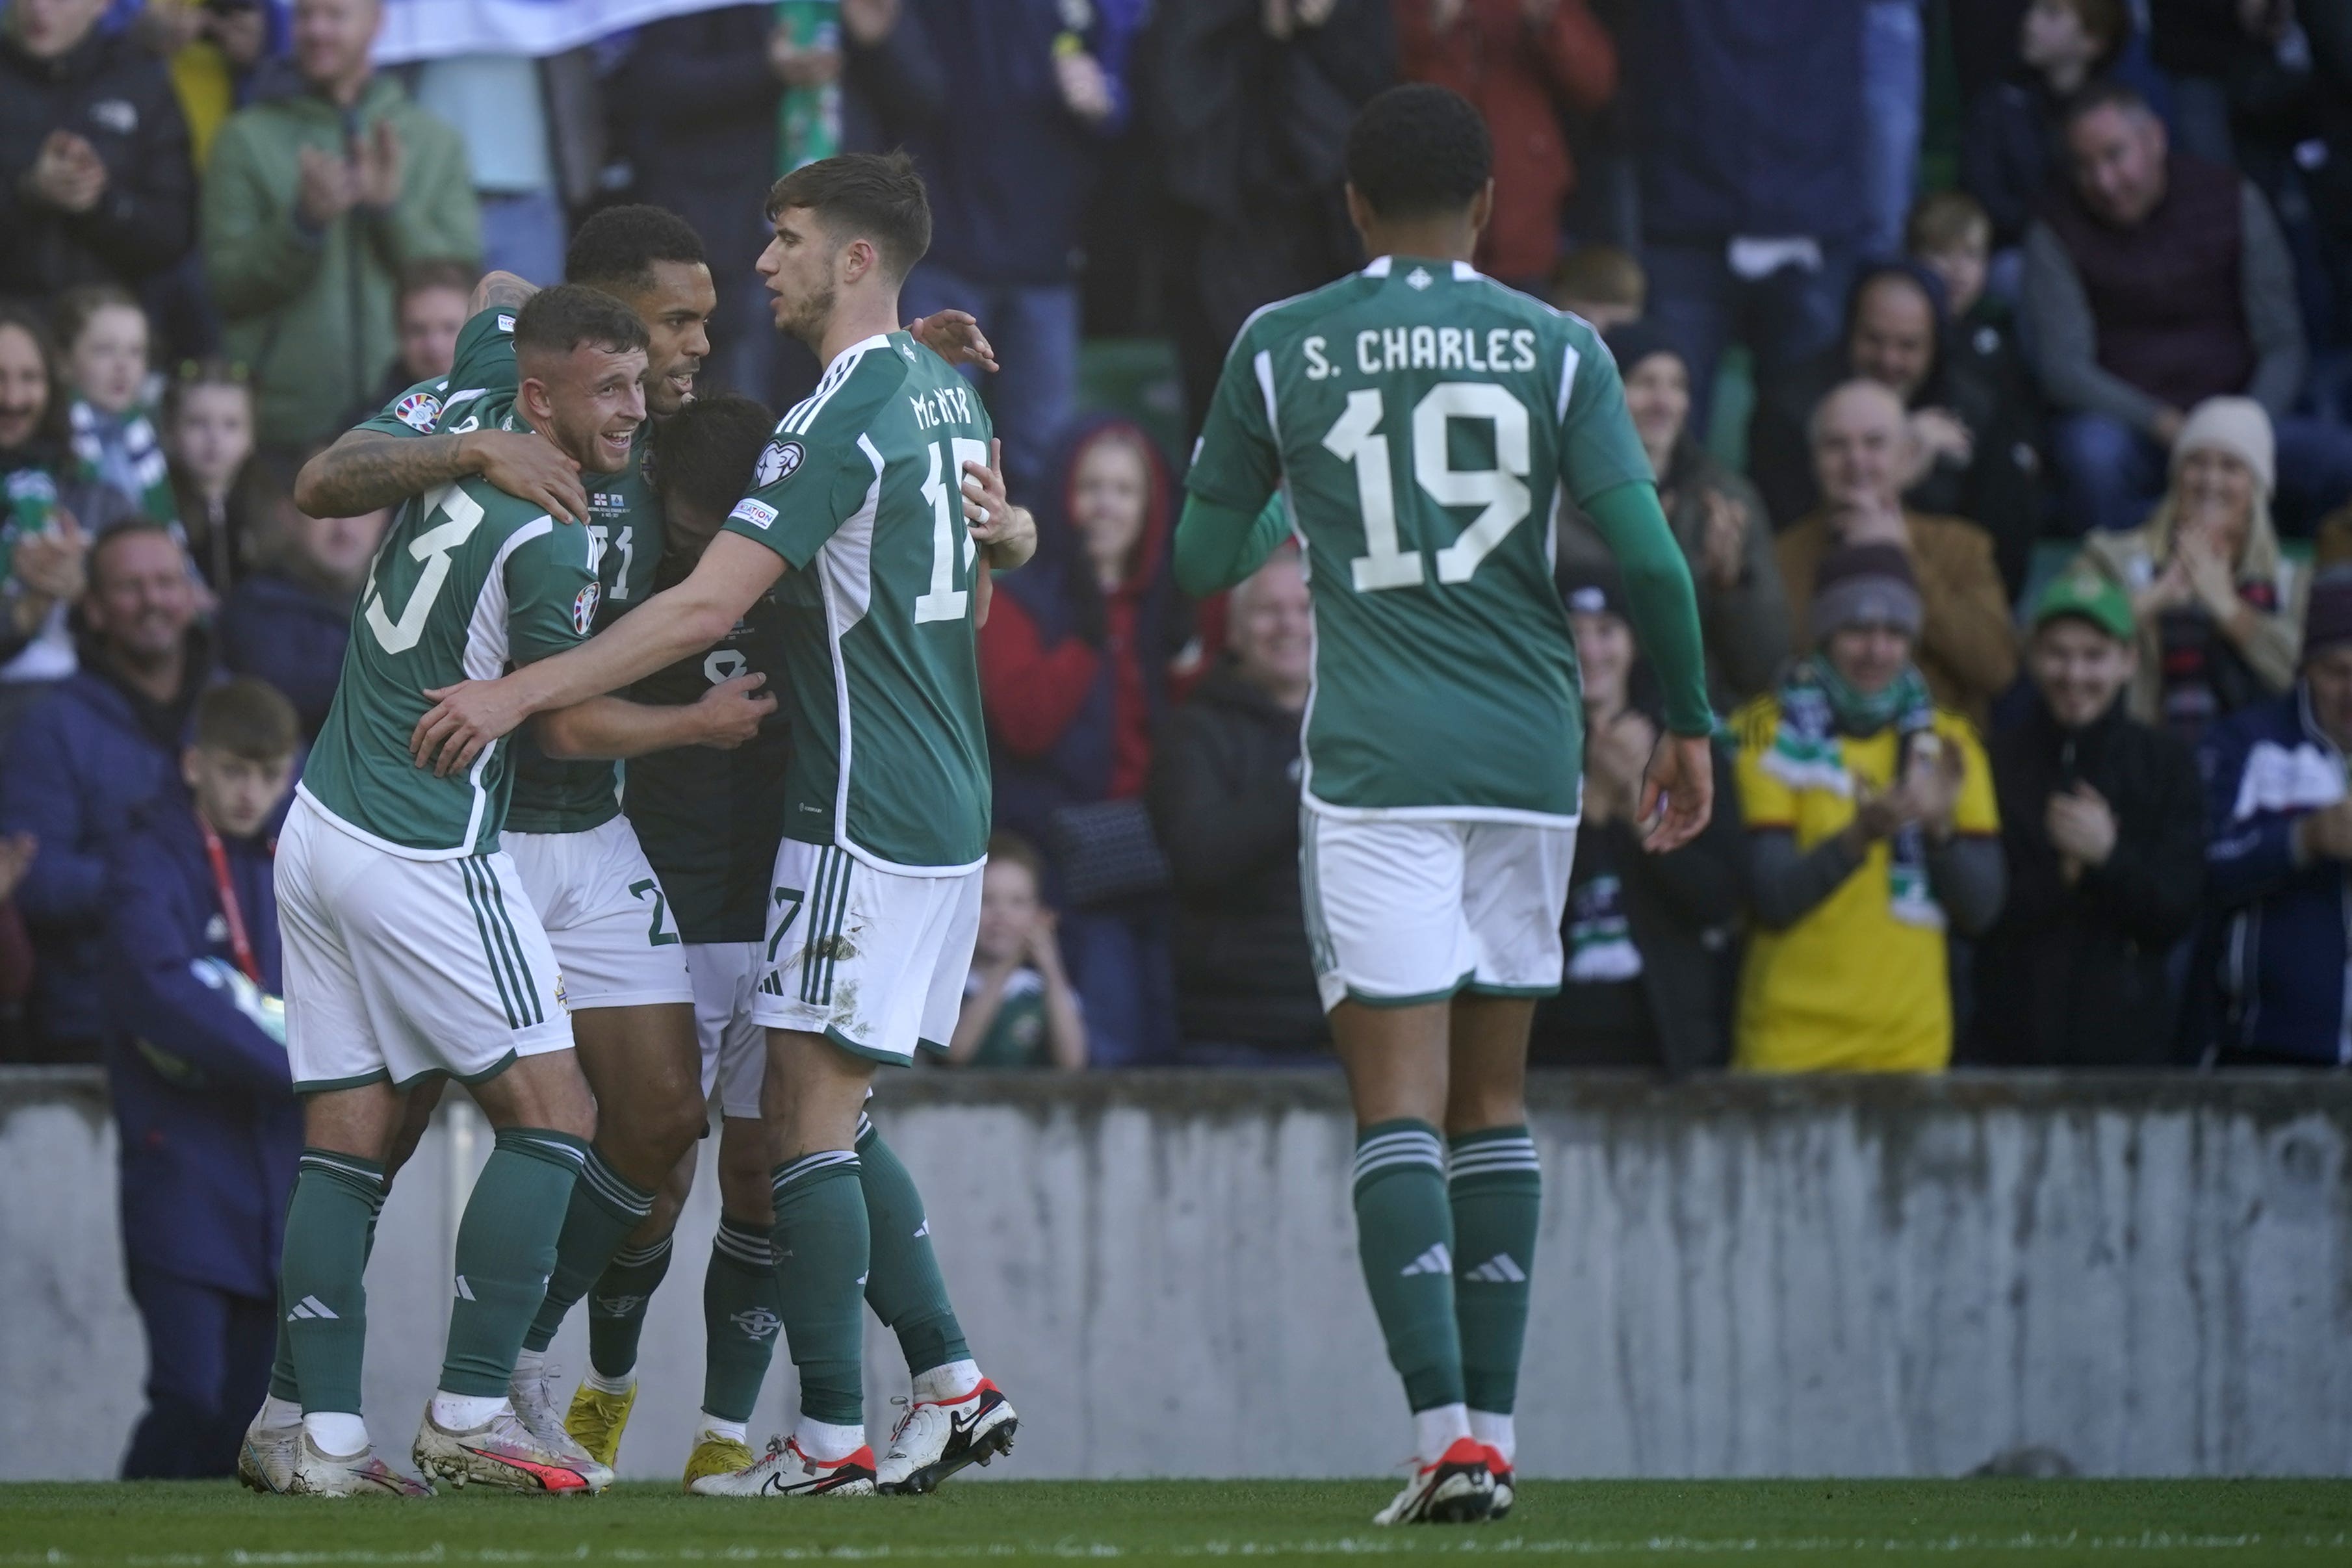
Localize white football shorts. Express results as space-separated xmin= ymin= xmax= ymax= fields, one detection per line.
xmin=278 ymin=793 xmax=574 ymax=1091
xmin=506 ymin=816 xmax=695 ymax=1010
xmin=687 ymin=940 xmax=766 ymax=1120
xmin=752 ymin=840 xmax=981 ymax=1066
xmin=1300 ymin=810 xmax=1579 ymax=1012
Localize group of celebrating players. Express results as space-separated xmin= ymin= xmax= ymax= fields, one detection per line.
xmin=239 ymin=83 xmax=1714 ymax=1527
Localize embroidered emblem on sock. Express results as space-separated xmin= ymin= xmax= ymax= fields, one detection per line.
xmin=730 ymin=1307 xmax=782 ymax=1339
xmin=592 ymin=1292 xmax=647 ymax=1318
xmin=285 ymin=1294 xmax=339 ymax=1320
xmin=1464 ymin=1253 xmax=1527 ymax=1283
xmin=453 ymin=1275 xmax=476 ymax=1302
xmin=1400 ymin=1244 xmax=1453 ymax=1277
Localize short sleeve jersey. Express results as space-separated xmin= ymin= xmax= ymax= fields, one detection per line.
xmin=298 ymin=475 xmax=599 ymax=858
xmin=1185 ymin=257 xmax=1654 ymax=823
xmin=356 ymin=309 xmax=666 ymax=834
xmin=623 ymin=597 xmax=794 ymax=943
xmin=721 ymin=331 xmax=992 ymax=873
xmin=1729 ymin=698 xmax=1999 ymax=1073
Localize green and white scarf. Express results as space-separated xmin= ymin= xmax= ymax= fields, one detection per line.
xmin=1764 ymin=657 xmax=1945 ymax=929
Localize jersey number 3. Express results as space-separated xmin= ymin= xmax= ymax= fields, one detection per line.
xmin=1321 ymin=383 xmax=1531 ymax=593
xmin=364 ymin=485 xmax=485 ymax=653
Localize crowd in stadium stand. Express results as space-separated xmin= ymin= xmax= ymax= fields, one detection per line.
xmin=5 ymin=0 xmax=2352 ymax=1083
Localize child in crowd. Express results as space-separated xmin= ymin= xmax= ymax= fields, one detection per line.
xmin=346 ymin=261 xmax=476 ymax=430
xmin=1549 ymin=245 xmax=1646 ymax=333
xmin=58 ymin=287 xmax=177 ymax=528
xmin=163 ymin=361 xmax=262 ymax=593
xmin=1907 ymin=192 xmax=2040 ymax=485
xmin=949 ymin=834 xmax=1087 ymax=1070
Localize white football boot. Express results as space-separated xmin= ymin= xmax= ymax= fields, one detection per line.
xmin=1482 ymin=1445 xmax=1516 ymax=1520
xmin=236 ymin=1407 xmax=301 ymax=1494
xmin=506 ymin=1361 xmax=614 ymax=1485
xmin=412 ymin=1400 xmax=610 ymax=1494
xmin=287 ymin=1432 xmax=435 ymax=1497
xmin=1372 ymin=1437 xmax=1495 ymax=1526
xmin=876 ymin=1378 xmax=1018 ymax=1494
xmin=688 ymin=1434 xmax=877 ymax=1497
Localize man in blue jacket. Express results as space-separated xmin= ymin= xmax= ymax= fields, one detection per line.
xmin=219 ymin=455 xmax=383 ymax=739
xmin=2198 ymin=568 xmax=2352 ymax=1069
xmin=0 ymin=521 xmax=213 ymax=1061
xmin=107 ymin=677 xmax=300 ymax=1478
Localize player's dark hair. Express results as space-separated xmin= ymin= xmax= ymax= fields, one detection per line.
xmin=766 ymin=151 xmax=931 ymax=283
xmin=396 ymin=258 xmax=478 ymax=306
xmin=1345 ymin=84 xmax=1493 ymax=222
xmin=513 ymin=284 xmax=651 ymax=362
xmin=2061 ymin=76 xmax=2154 ymax=131
xmin=0 ymin=302 xmax=70 ymax=452
xmin=986 ymin=831 xmax=1044 ymax=886
xmin=565 ymin=205 xmax=708 ymax=297
xmin=652 ymin=394 xmax=777 ymax=524
xmin=195 ymin=677 xmax=299 ymax=763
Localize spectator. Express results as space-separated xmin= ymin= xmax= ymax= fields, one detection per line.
xmin=0 ymin=0 xmax=196 ymax=305
xmin=1549 ymin=242 xmax=1645 ymax=332
xmin=341 ymin=258 xmax=472 ymax=428
xmin=218 ymin=454 xmax=381 ymax=738
xmin=0 ymin=303 xmax=129 ymax=728
xmin=948 ymin=834 xmax=1087 ymax=1070
xmin=1153 ymin=0 xmax=1395 ymax=439
xmin=1906 ymin=193 xmax=2038 ymax=452
xmin=0 ymin=522 xmax=211 ymax=1063
xmin=1859 ymin=0 xmax=1925 ymax=260
xmin=1625 ymin=0 xmax=1867 ymax=426
xmin=1960 ymin=0 xmax=2128 ymax=251
xmin=1973 ymin=569 xmax=2204 ymax=1067
xmin=2071 ymin=396 xmax=2303 ymax=747
xmin=410 ymin=50 xmax=571 ymax=284
xmin=1397 ymin=0 xmax=1618 ymax=290
xmin=58 ymin=284 xmax=177 ymax=526
xmin=162 ymin=359 xmax=263 ymax=593
xmin=899 ymin=0 xmax=1142 ymax=496
xmin=1732 ymin=542 xmax=2005 ymax=1072
xmin=2195 ymin=568 xmax=2352 ymax=1068
xmin=1750 ymin=263 xmax=2044 ymax=595
xmin=0 ymin=830 xmax=38 ymax=1063
xmin=2147 ymin=0 xmax=2284 ymax=167
xmin=201 ymin=0 xmax=479 ymax=449
xmin=1775 ymin=380 xmax=2019 ymax=731
xmin=1527 ymin=569 xmax=1742 ymax=1073
xmin=981 ymin=418 xmax=1183 ymax=1065
xmin=840 ymin=0 xmax=943 ymax=156
xmin=105 ymin=677 xmax=298 ymax=1478
xmin=131 ymin=0 xmax=278 ymax=169
xmin=1557 ymin=321 xmax=1789 ymax=705
xmin=2026 ymin=81 xmax=2352 ymax=536
xmin=612 ymin=5 xmax=785 ymax=403
xmin=1147 ymin=549 xmax=1328 ymax=1065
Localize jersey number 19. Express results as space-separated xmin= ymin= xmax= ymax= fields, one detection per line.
xmin=1321 ymin=382 xmax=1531 ymax=594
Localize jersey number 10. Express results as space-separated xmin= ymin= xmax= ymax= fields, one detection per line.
xmin=1321 ymin=381 xmax=1531 ymax=593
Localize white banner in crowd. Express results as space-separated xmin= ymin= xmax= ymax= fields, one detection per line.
xmin=374 ymin=0 xmax=743 ymax=64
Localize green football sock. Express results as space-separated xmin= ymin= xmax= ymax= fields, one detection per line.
xmin=857 ymin=1114 xmax=970 ymax=1377
xmin=271 ymin=1172 xmax=385 ymax=1404
xmin=522 ymin=1144 xmax=656 ymax=1354
xmin=1449 ymin=1126 xmax=1542 ymax=1415
xmin=441 ymin=1128 xmax=589 ymax=1397
xmin=1352 ymin=1120 xmax=1464 ymax=1413
xmin=702 ymin=1214 xmax=781 ymax=1423
xmin=770 ymin=1151 xmax=870 ymax=1427
xmin=587 ymin=1233 xmax=673 ymax=1381
xmin=278 ymin=1150 xmax=385 ymax=1415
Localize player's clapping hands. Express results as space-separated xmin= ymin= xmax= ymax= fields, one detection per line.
xmin=690 ymin=672 xmax=777 ymax=749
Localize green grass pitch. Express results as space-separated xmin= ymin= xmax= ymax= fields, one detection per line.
xmin=5 ymin=1480 xmax=2351 ymax=1566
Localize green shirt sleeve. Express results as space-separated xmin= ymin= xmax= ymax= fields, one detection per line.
xmin=1558 ymin=335 xmax=1659 ymax=508
xmin=1586 ymin=480 xmax=1713 ymax=737
xmin=1184 ymin=317 xmax=1281 ymax=513
xmin=349 ymin=309 xmax=517 ymax=440
xmin=721 ymin=424 xmax=881 ymax=571
xmin=506 ymin=516 xmax=599 ymax=666
xmin=1174 ymin=490 xmax=1293 ymax=598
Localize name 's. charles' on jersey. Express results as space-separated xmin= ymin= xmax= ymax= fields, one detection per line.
xmin=1300 ymin=325 xmax=1542 ymax=382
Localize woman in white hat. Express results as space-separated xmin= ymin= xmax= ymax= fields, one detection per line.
xmin=2071 ymin=395 xmax=2304 ymax=743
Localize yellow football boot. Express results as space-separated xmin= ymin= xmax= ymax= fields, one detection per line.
xmin=564 ymin=1378 xmax=638 ymax=1470
xmin=681 ymin=1431 xmax=757 ymax=1492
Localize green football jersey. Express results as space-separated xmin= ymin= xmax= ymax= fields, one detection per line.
xmin=721 ymin=331 xmax=992 ymax=873
xmin=622 ymin=596 xmax=794 ymax=944
xmin=1185 ymin=256 xmax=1656 ymax=822
xmin=357 ymin=308 xmax=666 ymax=834
xmin=298 ymin=474 xmax=600 ymax=858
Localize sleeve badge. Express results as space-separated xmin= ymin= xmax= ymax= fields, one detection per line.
xmin=755 ymin=439 xmax=805 ymax=488
xmin=572 ymin=582 xmax=602 ymax=637
xmin=394 ymin=391 xmax=443 ymax=433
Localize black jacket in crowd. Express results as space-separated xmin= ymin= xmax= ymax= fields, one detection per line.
xmin=0 ymin=26 xmax=194 ymax=302
xmin=1971 ymin=695 xmax=2207 ymax=1068
xmin=1145 ymin=667 xmax=1326 ymax=1055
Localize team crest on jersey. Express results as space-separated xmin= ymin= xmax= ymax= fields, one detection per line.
xmin=755 ymin=439 xmax=804 ymax=487
xmin=394 ymin=391 xmax=443 ymax=432
xmin=572 ymin=583 xmax=601 ymax=637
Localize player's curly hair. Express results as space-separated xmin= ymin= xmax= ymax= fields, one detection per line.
xmin=766 ymin=151 xmax=931 ymax=283
xmin=1345 ymin=84 xmax=1493 ymax=223
xmin=652 ymin=394 xmax=777 ymax=524
xmin=514 ymin=284 xmax=651 ymax=361
xmin=564 ymin=205 xmax=707 ymax=297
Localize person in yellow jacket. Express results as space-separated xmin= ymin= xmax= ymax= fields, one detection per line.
xmin=1732 ymin=541 xmax=2005 ymax=1073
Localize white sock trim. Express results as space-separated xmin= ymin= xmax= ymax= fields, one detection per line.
xmin=259 ymin=1394 xmax=302 ymax=1430
xmin=430 ymin=1391 xmax=510 ymax=1432
xmin=794 ymin=1416 xmax=867 ymax=1463
xmin=511 ymin=1348 xmax=547 ymax=1382
xmin=302 ymin=1411 xmax=369 ymax=1458
xmin=697 ymin=1415 xmax=749 ymax=1446
xmin=911 ymin=1358 xmax=983 ymax=1404
xmin=1413 ymin=1403 xmax=1471 ymax=1469
xmin=1469 ymin=1409 xmax=1515 ymax=1465
xmin=584 ymin=1367 xmax=635 ymax=1396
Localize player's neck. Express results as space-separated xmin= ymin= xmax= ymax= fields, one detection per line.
xmin=815 ymin=295 xmax=904 ymax=370
xmin=1357 ymin=220 xmax=1479 ymax=269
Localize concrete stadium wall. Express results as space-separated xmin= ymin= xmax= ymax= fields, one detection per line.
xmin=3 ymin=1068 xmax=2348 ymax=1482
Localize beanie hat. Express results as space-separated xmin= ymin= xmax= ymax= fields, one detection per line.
xmin=1811 ymin=541 xmax=1922 ymax=645
xmin=1560 ymin=563 xmax=1627 ymax=619
xmin=2304 ymin=565 xmax=2352 ymax=658
xmin=1603 ymin=320 xmax=1683 ymax=379
xmin=2173 ymin=396 xmax=2276 ymax=499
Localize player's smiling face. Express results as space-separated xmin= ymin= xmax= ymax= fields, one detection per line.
xmin=623 ymin=260 xmax=717 ymax=418
xmin=523 ymin=342 xmax=648 ymax=476
xmin=758 ymin=207 xmax=839 ymax=343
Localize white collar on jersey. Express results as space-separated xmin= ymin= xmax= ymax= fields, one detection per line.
xmin=1361 ymin=256 xmax=1481 ymax=282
